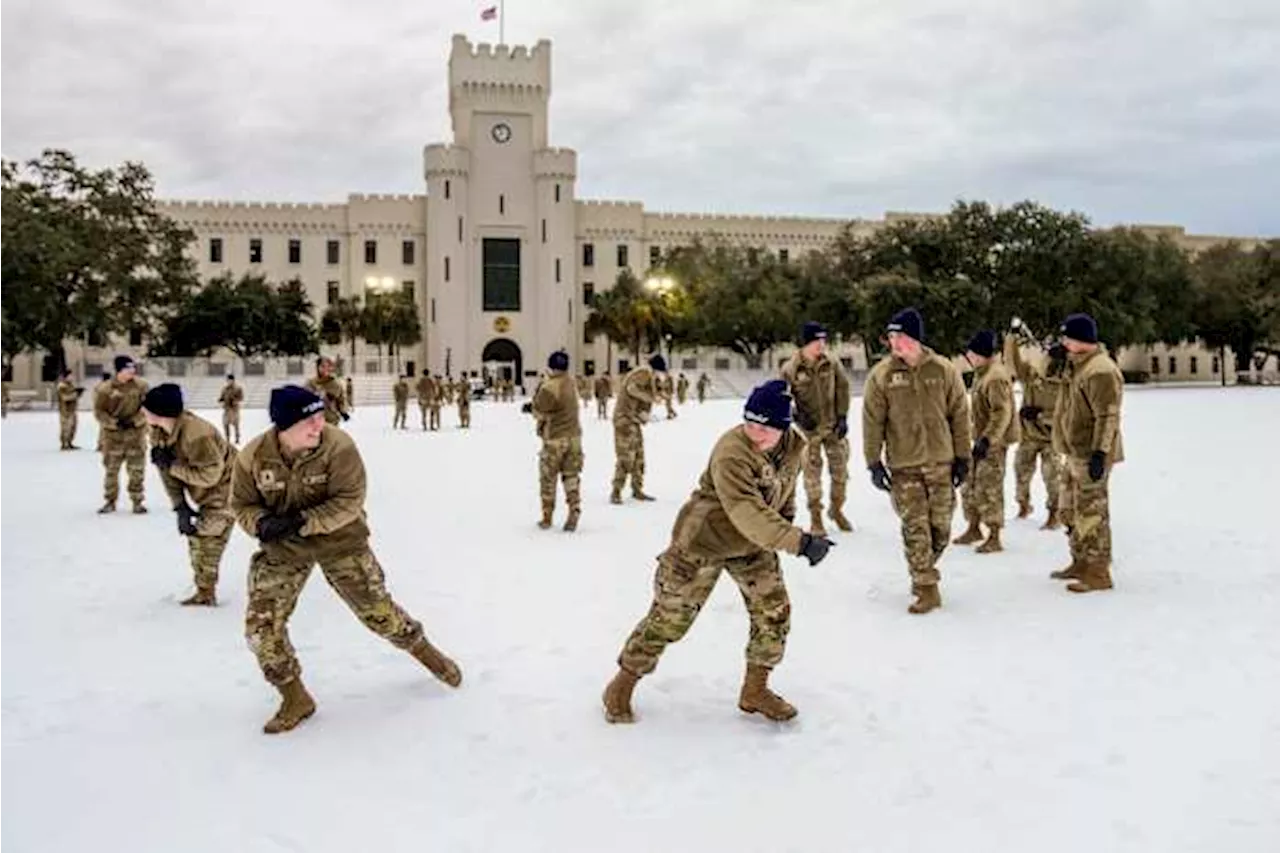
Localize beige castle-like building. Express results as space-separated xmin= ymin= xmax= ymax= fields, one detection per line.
xmin=5 ymin=34 xmax=1270 ymax=394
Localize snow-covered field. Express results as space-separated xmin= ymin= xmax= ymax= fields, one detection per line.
xmin=3 ymin=388 xmax=1278 ymax=853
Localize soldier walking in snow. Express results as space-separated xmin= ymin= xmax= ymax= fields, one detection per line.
xmin=602 ymin=379 xmax=834 ymax=724
xmin=531 ymin=351 xmax=583 ymax=531
xmin=611 ymin=356 xmax=662 ymax=503
xmin=143 ymin=383 xmax=235 ymax=606
xmin=305 ymin=357 xmax=350 ymax=426
xmin=861 ymin=309 xmax=972 ymax=614
xmin=392 ymin=374 xmax=410 ymax=429
xmin=231 ymin=385 xmax=463 ymax=734
xmin=1050 ymin=313 xmax=1124 ymax=593
xmin=1004 ymin=326 xmax=1067 ymax=529
xmin=93 ymin=355 xmax=149 ymax=514
xmin=218 ymin=374 xmax=244 ymax=444
xmin=593 ymin=372 xmax=613 ymax=419
xmin=56 ymin=369 xmax=83 ymax=450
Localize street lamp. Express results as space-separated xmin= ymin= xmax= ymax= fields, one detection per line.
xmin=644 ymin=275 xmax=675 ymax=293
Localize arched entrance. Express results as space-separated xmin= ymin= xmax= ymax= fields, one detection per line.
xmin=482 ymin=338 xmax=523 ymax=385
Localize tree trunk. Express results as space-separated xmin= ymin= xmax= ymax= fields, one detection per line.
xmin=349 ymin=335 xmax=357 ymax=362
xmin=1220 ymin=345 xmax=1227 ymax=387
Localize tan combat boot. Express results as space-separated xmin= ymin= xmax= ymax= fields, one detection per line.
xmin=632 ymin=490 xmax=655 ymax=501
xmin=828 ymin=505 xmax=853 ymax=533
xmin=409 ymin=638 xmax=463 ymax=687
xmin=809 ymin=506 xmax=828 ymax=537
xmin=263 ymin=679 xmax=317 ymax=734
xmin=952 ymin=520 xmax=983 ymax=545
xmin=538 ymin=506 xmax=553 ymax=529
xmin=563 ymin=508 xmax=580 ymax=532
xmin=603 ymin=667 xmax=640 ymax=723
xmin=131 ymin=502 xmax=148 ymax=515
xmin=1017 ymin=500 xmax=1032 ymax=519
xmin=1050 ymin=559 xmax=1083 ymax=580
xmin=908 ymin=584 xmax=942 ymax=614
xmin=1040 ymin=509 xmax=1062 ymax=531
xmin=180 ymin=587 xmax=217 ymax=606
xmin=610 ymin=489 xmax=623 ymax=505
xmin=1067 ymin=562 xmax=1114 ymax=594
xmin=975 ymin=526 xmax=1003 ymax=554
xmin=97 ymin=501 xmax=116 ymax=514
xmin=738 ymin=663 xmax=797 ymax=721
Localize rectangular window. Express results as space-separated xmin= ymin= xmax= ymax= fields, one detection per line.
xmin=567 ymin=299 xmax=572 ymax=323
xmin=715 ymin=357 xmax=731 ymax=370
xmin=499 ymin=194 xmax=505 ymax=215
xmin=458 ymin=216 xmax=464 ymax=243
xmin=209 ymin=237 xmax=223 ymax=264
xmin=326 ymin=281 xmax=340 ymax=305
xmin=431 ymin=297 xmax=436 ymax=324
xmin=583 ymin=243 xmax=594 ymax=267
xmin=555 ymin=184 xmax=562 ymax=203
xmin=584 ymin=359 xmax=594 ymax=376
xmin=129 ymin=327 xmax=143 ymax=346
xmin=1150 ymin=356 xmax=1160 ymax=374
xmin=583 ymin=282 xmax=594 ymax=306
xmin=364 ymin=240 xmax=377 ymax=264
xmin=1213 ymin=356 xmax=1220 ymax=374
xmin=403 ymin=280 xmax=415 ymax=302
xmin=249 ymin=238 xmax=263 ymax=264
xmin=682 ymin=358 xmax=698 ymax=370
xmin=584 ymin=324 xmax=593 ymax=345
xmin=482 ymin=237 xmax=520 ymax=311
xmin=1190 ymin=356 xmax=1199 ymax=374
xmin=555 ymin=257 xmax=561 ymax=283
xmin=327 ymin=240 xmax=340 ymax=264
xmin=444 ymin=179 xmax=451 ymax=200
xmin=444 ymin=256 xmax=451 ymax=282
xmin=541 ymin=219 xmax=547 ymax=243
xmin=288 ymin=239 xmax=302 ymax=264
xmin=617 ymin=244 xmax=629 ymax=268
xmin=402 ymin=240 xmax=415 ymax=266
xmin=1169 ymin=356 xmax=1177 ymax=374
xmin=779 ymin=248 xmax=789 ymax=263
xmin=650 ymin=245 xmax=660 ymax=265
xmin=618 ymin=359 xmax=630 ymax=374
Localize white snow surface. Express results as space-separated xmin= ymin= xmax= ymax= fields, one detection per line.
xmin=2 ymin=389 xmax=1279 ymax=853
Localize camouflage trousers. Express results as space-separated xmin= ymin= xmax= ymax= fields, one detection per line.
xmin=611 ymin=422 xmax=646 ymax=495
xmin=961 ymin=445 xmax=1009 ymax=527
xmin=222 ymin=409 xmax=241 ymax=444
xmin=393 ymin=402 xmax=408 ymax=429
xmin=1015 ymin=441 xmax=1061 ymax=511
xmin=677 ymin=389 xmax=687 ymax=404
xmin=457 ymin=403 xmax=471 ymax=428
xmin=59 ymin=409 xmax=77 ymax=448
xmin=619 ymin=547 xmax=790 ymax=676
xmin=186 ymin=509 xmax=234 ymax=593
xmin=1060 ymin=457 xmax=1113 ymax=566
xmin=420 ymin=404 xmax=440 ymax=430
xmin=664 ymin=396 xmax=677 ymax=419
xmin=802 ymin=428 xmax=850 ymax=514
xmin=888 ymin=463 xmax=957 ymax=587
xmin=596 ymin=399 xmax=609 ymax=420
xmin=245 ymin=547 xmax=426 ymax=686
xmin=540 ymin=436 xmax=584 ymax=513
xmin=102 ymin=429 xmax=147 ymax=506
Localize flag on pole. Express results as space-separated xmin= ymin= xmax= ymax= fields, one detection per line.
xmin=481 ymin=5 xmax=497 ymax=20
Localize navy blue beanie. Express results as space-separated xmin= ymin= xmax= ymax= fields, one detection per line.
xmin=142 ymin=383 xmax=184 ymax=418
xmin=1060 ymin=313 xmax=1098 ymax=344
xmin=114 ymin=354 xmax=135 ymax=373
xmin=743 ymin=379 xmax=793 ymax=431
xmin=547 ymin=351 xmax=570 ymax=372
xmin=886 ymin=308 xmax=924 ymax=342
xmin=269 ymin=385 xmax=325 ymax=431
xmin=801 ymin=321 xmax=828 ymax=345
xmin=649 ymin=354 xmax=667 ymax=372
xmin=966 ymin=329 xmax=997 ymax=358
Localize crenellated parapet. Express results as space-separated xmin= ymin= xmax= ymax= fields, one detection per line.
xmin=423 ymin=144 xmax=471 ymax=178
xmin=534 ymin=147 xmax=577 ymax=180
xmin=576 ymin=199 xmax=646 ymax=238
xmin=159 ymin=199 xmax=347 ymax=233
xmin=449 ymin=33 xmax=551 ymax=92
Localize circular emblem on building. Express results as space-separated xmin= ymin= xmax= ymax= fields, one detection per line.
xmin=493 ymin=316 xmax=511 ymax=333
xmin=491 ymin=122 xmax=512 ymax=144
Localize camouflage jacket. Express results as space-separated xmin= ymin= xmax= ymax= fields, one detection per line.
xmin=393 ymin=380 xmax=410 ymax=404
xmin=1054 ymin=346 xmax=1125 ymax=462
xmin=306 ymin=375 xmax=348 ymax=425
xmin=613 ymin=368 xmax=657 ymax=426
xmin=1004 ymin=336 xmax=1065 ymax=445
xmin=780 ymin=351 xmax=850 ymax=433
xmin=94 ymin=376 xmax=149 ymax=433
xmin=969 ymin=361 xmax=1020 ymax=448
xmin=532 ymin=373 xmax=581 ymax=440
xmin=218 ymin=382 xmax=244 ymax=410
xmin=151 ymin=411 xmax=234 ymax=511
xmin=593 ymin=376 xmax=613 ymax=399
xmin=455 ymin=381 xmax=471 ymax=407
xmin=56 ymin=380 xmax=81 ymax=413
xmin=862 ymin=346 xmax=971 ymax=470
xmin=668 ymin=426 xmax=806 ymax=561
xmin=415 ymin=377 xmax=439 ymax=404
xmin=231 ymin=425 xmax=370 ymax=561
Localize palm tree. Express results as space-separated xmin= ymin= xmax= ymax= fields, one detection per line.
xmin=320 ymin=295 xmax=363 ymax=362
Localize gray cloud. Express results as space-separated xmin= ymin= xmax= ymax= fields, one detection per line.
xmin=3 ymin=0 xmax=1277 ymax=235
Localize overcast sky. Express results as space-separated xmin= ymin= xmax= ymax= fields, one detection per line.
xmin=3 ymin=0 xmax=1278 ymax=235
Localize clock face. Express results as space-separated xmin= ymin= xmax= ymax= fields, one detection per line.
xmin=491 ymin=122 xmax=512 ymax=144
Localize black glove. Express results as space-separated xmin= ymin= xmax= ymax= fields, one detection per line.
xmin=521 ymin=402 xmax=533 ymax=414
xmin=971 ymin=436 xmax=990 ymax=462
xmin=256 ymin=512 xmax=305 ymax=543
xmin=869 ymin=462 xmax=892 ymax=492
xmin=175 ymin=503 xmax=198 ymax=536
xmin=340 ymin=411 xmax=351 ymax=422
xmin=835 ymin=415 xmax=849 ymax=439
xmin=798 ymin=532 xmax=836 ymax=566
xmin=1019 ymin=405 xmax=1042 ymax=422
xmin=794 ymin=409 xmax=818 ymax=433
xmin=75 ymin=387 xmax=86 ymax=396
xmin=951 ymin=457 xmax=969 ymax=488
xmin=116 ymin=416 xmax=135 ymax=430
xmin=1088 ymin=450 xmax=1107 ymax=482
xmin=150 ymin=445 xmax=177 ymax=469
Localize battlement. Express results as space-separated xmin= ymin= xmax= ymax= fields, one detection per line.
xmin=450 ymin=33 xmax=551 ymax=91
xmin=423 ymin=144 xmax=471 ymax=177
xmin=160 ymin=199 xmax=344 ymax=212
xmin=347 ymin=193 xmax=422 ymax=203
xmin=533 ymin=147 xmax=577 ymax=179
xmin=646 ymin=211 xmax=849 ymax=226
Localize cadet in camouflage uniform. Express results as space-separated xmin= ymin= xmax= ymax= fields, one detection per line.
xmin=531 ymin=352 xmax=583 ymax=531
xmin=1004 ymin=328 xmax=1067 ymax=528
xmin=577 ymin=375 xmax=592 ymax=409
xmin=1051 ymin=313 xmax=1124 ymax=593
xmin=593 ymin=372 xmax=613 ymax=419
xmin=94 ymin=355 xmax=150 ymax=514
xmin=231 ymin=385 xmax=463 ymax=734
xmin=416 ymin=371 xmax=440 ymax=430
xmin=602 ymin=380 xmax=835 ymax=724
xmin=440 ymin=375 xmax=454 ymax=405
xmin=676 ymin=372 xmax=689 ymax=404
xmin=305 ymin=357 xmax=350 ymax=426
xmin=611 ymin=355 xmax=662 ymax=503
xmin=455 ymin=377 xmax=471 ymax=428
xmin=218 ymin=374 xmax=244 ymax=444
xmin=780 ymin=321 xmax=853 ymax=535
xmin=952 ymin=330 xmax=1020 ymax=554
xmin=345 ymin=376 xmax=355 ymax=410
xmin=1 ymin=380 xmax=8 ymax=418
xmin=660 ymin=372 xmax=677 ymax=419
xmin=143 ymin=384 xmax=235 ymax=606
xmin=392 ymin=374 xmax=410 ymax=429
xmin=56 ymin=369 xmax=84 ymax=450
xmin=862 ymin=309 xmax=972 ymax=614
xmin=697 ymin=372 xmax=710 ymax=403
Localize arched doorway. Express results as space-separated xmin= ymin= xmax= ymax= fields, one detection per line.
xmin=482 ymin=338 xmax=523 ymax=385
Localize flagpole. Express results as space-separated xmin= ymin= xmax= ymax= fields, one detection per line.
xmin=499 ymin=0 xmax=505 ymax=45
